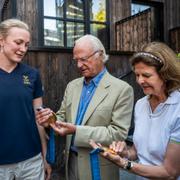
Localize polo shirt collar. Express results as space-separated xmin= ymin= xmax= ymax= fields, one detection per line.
xmin=165 ymin=90 xmax=180 ymax=105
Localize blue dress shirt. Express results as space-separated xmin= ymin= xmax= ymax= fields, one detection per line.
xmin=75 ymin=68 xmax=107 ymax=125
xmin=71 ymin=68 xmax=106 ymax=152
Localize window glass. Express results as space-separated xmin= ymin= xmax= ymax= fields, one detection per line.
xmin=67 ymin=22 xmax=84 ymax=47
xmin=66 ymin=0 xmax=84 ymax=20
xmin=90 ymin=23 xmax=106 ymax=36
xmin=90 ymin=23 xmax=107 ymax=48
xmin=90 ymin=0 xmax=106 ymax=22
xmin=44 ymin=19 xmax=64 ymax=46
xmin=44 ymin=0 xmax=64 ymax=17
xmin=42 ymin=0 xmax=108 ymax=48
xmin=131 ymin=3 xmax=150 ymax=15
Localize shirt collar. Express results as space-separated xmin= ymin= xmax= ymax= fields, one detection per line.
xmin=146 ymin=90 xmax=180 ymax=105
xmin=165 ymin=90 xmax=180 ymax=104
xmin=84 ymin=68 xmax=107 ymax=86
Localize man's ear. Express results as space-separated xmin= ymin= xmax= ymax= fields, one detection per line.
xmin=0 ymin=36 xmax=4 ymax=53
xmin=0 ymin=35 xmax=4 ymax=46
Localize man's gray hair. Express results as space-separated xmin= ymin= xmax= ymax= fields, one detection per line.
xmin=75 ymin=34 xmax=109 ymax=63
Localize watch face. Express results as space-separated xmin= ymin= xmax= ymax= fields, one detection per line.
xmin=126 ymin=160 xmax=133 ymax=170
xmin=126 ymin=161 xmax=131 ymax=170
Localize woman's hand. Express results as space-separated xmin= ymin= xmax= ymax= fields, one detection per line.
xmin=44 ymin=158 xmax=52 ymax=180
xmin=110 ymin=141 xmax=129 ymax=159
xmin=89 ymin=139 xmax=128 ymax=168
xmin=36 ymin=107 xmax=54 ymax=127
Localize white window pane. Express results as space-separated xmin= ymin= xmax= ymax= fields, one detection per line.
xmin=44 ymin=19 xmax=64 ymax=46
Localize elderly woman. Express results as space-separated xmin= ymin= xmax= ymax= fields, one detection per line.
xmin=90 ymin=42 xmax=180 ymax=180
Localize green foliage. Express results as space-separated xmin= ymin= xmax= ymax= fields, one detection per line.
xmin=94 ymin=1 xmax=106 ymax=22
xmin=95 ymin=9 xmax=105 ymax=22
xmin=177 ymin=53 xmax=180 ymax=59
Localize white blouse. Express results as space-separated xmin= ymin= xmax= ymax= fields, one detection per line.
xmin=133 ymin=90 xmax=180 ymax=180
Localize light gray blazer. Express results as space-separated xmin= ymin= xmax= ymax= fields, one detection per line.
xmin=56 ymin=71 xmax=134 ymax=180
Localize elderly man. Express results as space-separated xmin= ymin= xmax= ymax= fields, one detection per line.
xmin=37 ymin=34 xmax=134 ymax=180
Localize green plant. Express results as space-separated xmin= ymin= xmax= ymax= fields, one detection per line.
xmin=177 ymin=53 xmax=180 ymax=59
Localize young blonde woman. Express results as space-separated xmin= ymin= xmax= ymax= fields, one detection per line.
xmin=0 ymin=19 xmax=51 ymax=180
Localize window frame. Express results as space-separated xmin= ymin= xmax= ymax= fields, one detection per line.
xmin=38 ymin=0 xmax=110 ymax=50
xmin=131 ymin=0 xmax=164 ymax=41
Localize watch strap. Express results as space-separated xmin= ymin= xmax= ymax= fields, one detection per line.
xmin=123 ymin=159 xmax=133 ymax=170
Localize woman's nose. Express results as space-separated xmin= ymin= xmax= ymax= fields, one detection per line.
xmin=20 ymin=44 xmax=28 ymax=52
xmin=137 ymin=76 xmax=145 ymax=84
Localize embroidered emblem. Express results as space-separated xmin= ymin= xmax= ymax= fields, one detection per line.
xmin=23 ymin=75 xmax=31 ymax=85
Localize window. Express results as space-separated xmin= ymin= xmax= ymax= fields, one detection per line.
xmin=131 ymin=0 xmax=164 ymax=41
xmin=131 ymin=3 xmax=150 ymax=15
xmin=42 ymin=0 xmax=109 ymax=48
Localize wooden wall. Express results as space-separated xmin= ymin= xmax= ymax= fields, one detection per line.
xmin=0 ymin=0 xmax=7 ymax=19
xmin=169 ymin=27 xmax=180 ymax=53
xmin=25 ymin=51 xmax=79 ymax=112
xmin=114 ymin=0 xmax=180 ymax=50
xmin=0 ymin=0 xmax=39 ymax=46
xmin=163 ymin=0 xmax=180 ymax=43
xmin=116 ymin=9 xmax=152 ymax=52
xmin=0 ymin=0 xmax=12 ymax=20
xmin=109 ymin=0 xmax=131 ymax=50
xmin=146 ymin=0 xmax=180 ymax=43
xmin=15 ymin=0 xmax=39 ymax=46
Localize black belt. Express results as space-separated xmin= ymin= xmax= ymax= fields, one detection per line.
xmin=70 ymin=148 xmax=78 ymax=156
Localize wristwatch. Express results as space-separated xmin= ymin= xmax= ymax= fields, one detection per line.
xmin=123 ymin=159 xmax=134 ymax=170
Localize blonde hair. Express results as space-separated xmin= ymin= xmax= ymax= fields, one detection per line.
xmin=131 ymin=42 xmax=180 ymax=95
xmin=0 ymin=19 xmax=29 ymax=38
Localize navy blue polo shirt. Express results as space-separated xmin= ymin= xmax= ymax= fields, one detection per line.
xmin=0 ymin=63 xmax=43 ymax=165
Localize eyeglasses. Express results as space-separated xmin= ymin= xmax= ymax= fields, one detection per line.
xmin=73 ymin=50 xmax=101 ymax=64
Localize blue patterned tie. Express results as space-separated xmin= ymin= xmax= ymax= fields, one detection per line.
xmin=46 ymin=128 xmax=55 ymax=164
xmin=90 ymin=148 xmax=103 ymax=180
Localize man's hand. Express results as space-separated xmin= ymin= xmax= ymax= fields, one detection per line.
xmin=50 ymin=121 xmax=76 ymax=136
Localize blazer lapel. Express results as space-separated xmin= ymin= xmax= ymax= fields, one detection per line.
xmin=81 ymin=73 xmax=110 ymax=125
xmin=71 ymin=78 xmax=83 ymax=124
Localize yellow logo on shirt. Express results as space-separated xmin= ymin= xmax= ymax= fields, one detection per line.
xmin=23 ymin=75 xmax=31 ymax=85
